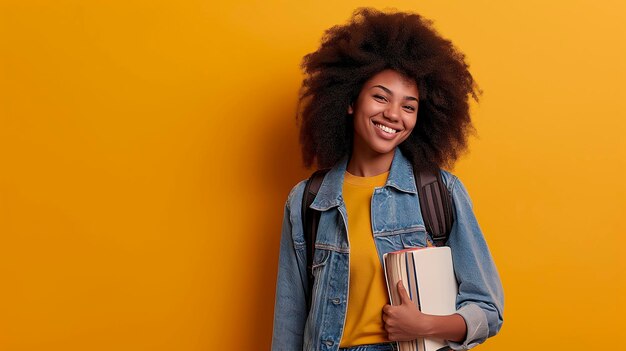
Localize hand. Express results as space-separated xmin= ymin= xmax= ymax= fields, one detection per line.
xmin=382 ymin=281 xmax=431 ymax=341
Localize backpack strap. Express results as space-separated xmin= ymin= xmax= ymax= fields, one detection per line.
xmin=414 ymin=166 xmax=454 ymax=247
xmin=301 ymin=168 xmax=329 ymax=310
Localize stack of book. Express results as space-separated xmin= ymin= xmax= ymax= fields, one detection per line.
xmin=383 ymin=247 xmax=458 ymax=351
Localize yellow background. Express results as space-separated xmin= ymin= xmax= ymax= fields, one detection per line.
xmin=1 ymin=1 xmax=625 ymax=350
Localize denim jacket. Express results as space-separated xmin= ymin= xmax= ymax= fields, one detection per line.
xmin=272 ymin=149 xmax=504 ymax=351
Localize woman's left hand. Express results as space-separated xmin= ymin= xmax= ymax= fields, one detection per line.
xmin=382 ymin=281 xmax=431 ymax=341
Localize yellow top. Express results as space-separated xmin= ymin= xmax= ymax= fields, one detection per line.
xmin=339 ymin=171 xmax=391 ymax=347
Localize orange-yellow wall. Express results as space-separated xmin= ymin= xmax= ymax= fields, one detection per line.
xmin=1 ymin=1 xmax=625 ymax=350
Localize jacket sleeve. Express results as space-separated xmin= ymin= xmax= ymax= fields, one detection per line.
xmin=271 ymin=184 xmax=309 ymax=351
xmin=445 ymin=175 xmax=504 ymax=350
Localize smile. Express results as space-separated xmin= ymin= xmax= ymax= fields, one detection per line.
xmin=374 ymin=122 xmax=399 ymax=134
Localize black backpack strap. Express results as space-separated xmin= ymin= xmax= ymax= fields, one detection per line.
xmin=414 ymin=166 xmax=454 ymax=247
xmin=301 ymin=168 xmax=329 ymax=310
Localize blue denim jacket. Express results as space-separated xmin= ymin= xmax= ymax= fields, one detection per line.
xmin=272 ymin=149 xmax=504 ymax=351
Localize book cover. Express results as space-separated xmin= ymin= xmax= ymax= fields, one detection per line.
xmin=382 ymin=247 xmax=458 ymax=351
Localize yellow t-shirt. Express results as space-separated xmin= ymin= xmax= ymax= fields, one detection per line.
xmin=339 ymin=171 xmax=391 ymax=347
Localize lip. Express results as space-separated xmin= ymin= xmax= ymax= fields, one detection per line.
xmin=371 ymin=120 xmax=401 ymax=140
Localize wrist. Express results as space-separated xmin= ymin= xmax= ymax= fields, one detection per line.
xmin=420 ymin=313 xmax=438 ymax=338
xmin=417 ymin=313 xmax=467 ymax=342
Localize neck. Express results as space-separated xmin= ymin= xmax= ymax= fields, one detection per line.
xmin=347 ymin=148 xmax=395 ymax=177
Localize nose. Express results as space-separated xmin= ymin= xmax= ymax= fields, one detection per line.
xmin=383 ymin=103 xmax=401 ymax=121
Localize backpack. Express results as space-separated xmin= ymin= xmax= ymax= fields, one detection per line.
xmin=301 ymin=166 xmax=454 ymax=309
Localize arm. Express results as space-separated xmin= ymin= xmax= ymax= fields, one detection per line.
xmin=271 ymin=195 xmax=309 ymax=350
xmin=445 ymin=175 xmax=504 ymax=350
xmin=382 ymin=175 xmax=504 ymax=350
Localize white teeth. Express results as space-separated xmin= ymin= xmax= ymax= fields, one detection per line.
xmin=375 ymin=123 xmax=397 ymax=134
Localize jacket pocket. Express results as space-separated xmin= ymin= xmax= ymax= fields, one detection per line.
xmin=312 ymin=247 xmax=331 ymax=269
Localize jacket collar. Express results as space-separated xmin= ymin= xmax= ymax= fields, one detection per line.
xmin=310 ymin=148 xmax=417 ymax=211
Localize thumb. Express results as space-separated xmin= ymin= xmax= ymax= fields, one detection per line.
xmin=397 ymin=280 xmax=412 ymax=305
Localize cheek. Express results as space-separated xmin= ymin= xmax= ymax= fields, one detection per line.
xmin=398 ymin=118 xmax=417 ymax=142
xmin=355 ymin=112 xmax=373 ymax=129
xmin=352 ymin=114 xmax=369 ymax=139
xmin=405 ymin=116 xmax=418 ymax=132
xmin=357 ymin=100 xmax=383 ymax=117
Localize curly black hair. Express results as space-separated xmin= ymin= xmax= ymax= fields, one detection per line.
xmin=298 ymin=8 xmax=479 ymax=170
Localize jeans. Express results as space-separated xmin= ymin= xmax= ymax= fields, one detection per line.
xmin=338 ymin=343 xmax=397 ymax=351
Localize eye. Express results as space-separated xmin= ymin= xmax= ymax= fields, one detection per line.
xmin=373 ymin=94 xmax=388 ymax=102
xmin=404 ymin=105 xmax=417 ymax=112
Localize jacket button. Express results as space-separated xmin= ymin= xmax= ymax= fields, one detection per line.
xmin=324 ymin=340 xmax=334 ymax=346
xmin=331 ymin=298 xmax=341 ymax=305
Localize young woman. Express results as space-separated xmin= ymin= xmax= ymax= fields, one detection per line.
xmin=272 ymin=8 xmax=503 ymax=351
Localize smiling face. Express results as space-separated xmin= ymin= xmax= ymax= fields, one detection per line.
xmin=349 ymin=69 xmax=419 ymax=161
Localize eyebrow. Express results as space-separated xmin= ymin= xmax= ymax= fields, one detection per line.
xmin=372 ymin=85 xmax=419 ymax=102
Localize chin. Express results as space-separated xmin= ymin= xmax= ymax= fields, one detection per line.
xmin=370 ymin=143 xmax=398 ymax=156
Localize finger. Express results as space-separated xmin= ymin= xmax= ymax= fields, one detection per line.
xmin=383 ymin=316 xmax=394 ymax=330
xmin=397 ymin=280 xmax=412 ymax=305
xmin=382 ymin=304 xmax=393 ymax=315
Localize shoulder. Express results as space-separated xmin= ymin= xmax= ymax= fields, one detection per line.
xmin=282 ymin=179 xmax=310 ymax=243
xmin=285 ymin=179 xmax=308 ymax=212
xmin=285 ymin=167 xmax=334 ymax=210
xmin=439 ymin=169 xmax=473 ymax=208
xmin=439 ymin=169 xmax=460 ymax=193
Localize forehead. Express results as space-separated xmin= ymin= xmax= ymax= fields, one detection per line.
xmin=363 ymin=69 xmax=418 ymax=94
